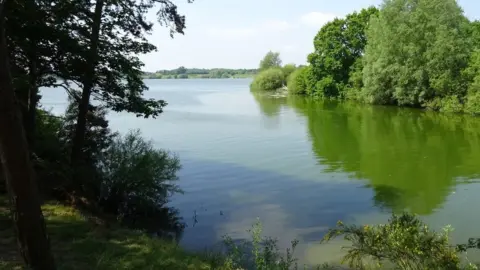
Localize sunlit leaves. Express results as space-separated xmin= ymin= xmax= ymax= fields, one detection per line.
xmin=362 ymin=0 xmax=471 ymax=108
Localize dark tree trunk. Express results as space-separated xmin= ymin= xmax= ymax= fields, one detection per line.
xmin=0 ymin=2 xmax=56 ymax=269
xmin=70 ymin=0 xmax=104 ymax=189
xmin=25 ymin=55 xmax=38 ymax=150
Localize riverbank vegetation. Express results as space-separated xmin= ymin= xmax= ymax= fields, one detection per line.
xmin=250 ymin=51 xmax=299 ymax=92
xmin=0 ymin=0 xmax=196 ymax=268
xmin=144 ymin=67 xmax=258 ymax=79
xmin=1 ymin=0 xmax=480 ymax=268
xmin=2 ymin=195 xmax=479 ymax=269
xmin=286 ymin=0 xmax=480 ymax=115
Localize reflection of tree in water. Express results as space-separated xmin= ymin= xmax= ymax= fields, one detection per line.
xmin=287 ymin=97 xmax=480 ymax=215
xmin=367 ymin=184 xmax=406 ymax=213
xmin=252 ymin=93 xmax=288 ymax=118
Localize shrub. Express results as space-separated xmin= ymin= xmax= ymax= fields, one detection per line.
xmin=250 ymin=68 xmax=285 ymax=92
xmin=321 ymin=213 xmax=469 ymax=270
xmin=287 ymin=67 xmax=308 ymax=95
xmin=465 ymin=73 xmax=480 ymax=115
xmin=465 ymin=90 xmax=480 ymax=115
xmin=282 ymin=64 xmax=296 ymax=81
xmin=425 ymin=95 xmax=465 ymax=113
xmin=223 ymin=220 xmax=301 ymax=270
xmin=97 ymin=129 xmax=181 ymax=222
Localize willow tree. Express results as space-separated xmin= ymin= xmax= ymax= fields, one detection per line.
xmin=362 ymin=0 xmax=471 ymax=109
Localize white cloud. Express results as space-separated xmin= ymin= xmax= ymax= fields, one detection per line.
xmin=300 ymin=12 xmax=337 ymax=27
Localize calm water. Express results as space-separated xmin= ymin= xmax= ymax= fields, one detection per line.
xmin=41 ymin=79 xmax=480 ymax=265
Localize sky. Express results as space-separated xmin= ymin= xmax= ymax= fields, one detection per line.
xmin=140 ymin=0 xmax=480 ymax=71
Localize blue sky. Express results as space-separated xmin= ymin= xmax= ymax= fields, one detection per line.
xmin=140 ymin=0 xmax=480 ymax=71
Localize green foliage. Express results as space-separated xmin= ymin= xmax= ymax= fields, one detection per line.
xmin=295 ymin=1 xmax=480 ymax=114
xmin=259 ymin=51 xmax=282 ymax=71
xmin=362 ymin=0 xmax=471 ymax=108
xmin=322 ymin=213 xmax=472 ymax=270
xmin=307 ymin=7 xmax=378 ymax=98
xmin=344 ymin=58 xmax=365 ymax=101
xmin=98 ymin=130 xmax=181 ymax=221
xmin=0 ymin=198 xmax=224 ymax=270
xmin=465 ymin=88 xmax=480 ymax=115
xmin=287 ymin=67 xmax=308 ymax=95
xmin=282 ymin=64 xmax=296 ymax=81
xmin=222 ymin=219 xmax=336 ymax=270
xmin=250 ymin=68 xmax=285 ymax=92
xmin=25 ymin=98 xmax=184 ymax=235
xmin=33 ymin=110 xmax=70 ymax=195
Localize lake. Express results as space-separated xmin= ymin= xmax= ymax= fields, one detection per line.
xmin=41 ymin=78 xmax=480 ymax=265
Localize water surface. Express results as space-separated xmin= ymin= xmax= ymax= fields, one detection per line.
xmin=41 ymin=79 xmax=480 ymax=265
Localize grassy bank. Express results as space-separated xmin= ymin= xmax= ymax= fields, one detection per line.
xmin=0 ymin=197 xmax=226 ymax=270
xmin=2 ymin=195 xmax=478 ymax=269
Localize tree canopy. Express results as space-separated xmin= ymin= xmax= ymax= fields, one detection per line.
xmin=362 ymin=0 xmax=471 ymax=109
xmin=259 ymin=51 xmax=282 ymax=71
xmin=307 ymin=7 xmax=378 ymax=98
xmin=287 ymin=0 xmax=480 ymax=114
xmin=0 ymin=0 xmax=193 ymax=268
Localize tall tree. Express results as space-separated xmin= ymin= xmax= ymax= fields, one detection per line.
xmin=0 ymin=0 xmax=55 ymax=268
xmin=69 ymin=0 xmax=193 ymax=191
xmin=362 ymin=0 xmax=471 ymax=108
xmin=259 ymin=51 xmax=282 ymax=71
xmin=307 ymin=7 xmax=378 ymax=98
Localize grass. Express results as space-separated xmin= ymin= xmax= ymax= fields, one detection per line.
xmin=0 ymin=196 xmax=229 ymax=270
xmin=3 ymin=195 xmax=476 ymax=269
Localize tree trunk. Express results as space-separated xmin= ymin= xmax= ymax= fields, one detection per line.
xmin=0 ymin=2 xmax=56 ymax=269
xmin=25 ymin=54 xmax=38 ymax=150
xmin=70 ymin=0 xmax=104 ymax=190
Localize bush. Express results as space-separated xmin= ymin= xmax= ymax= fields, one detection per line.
xmin=33 ymin=109 xmax=70 ymax=196
xmin=287 ymin=67 xmax=308 ymax=95
xmin=28 ymin=97 xmax=184 ymax=234
xmin=425 ymin=95 xmax=465 ymax=113
xmin=314 ymin=76 xmax=337 ymax=98
xmin=465 ymin=73 xmax=480 ymax=115
xmin=282 ymin=64 xmax=296 ymax=81
xmin=321 ymin=213 xmax=474 ymax=270
xmin=97 ymin=130 xmax=181 ymax=222
xmin=222 ymin=219 xmax=335 ymax=270
xmin=250 ymin=68 xmax=285 ymax=92
xmin=465 ymin=90 xmax=480 ymax=115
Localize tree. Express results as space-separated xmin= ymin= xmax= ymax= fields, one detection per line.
xmin=5 ymin=0 xmax=76 ymax=150
xmin=0 ymin=1 xmax=55 ymax=268
xmin=307 ymin=7 xmax=378 ymax=98
xmin=69 ymin=0 xmax=193 ymax=191
xmin=282 ymin=63 xmax=296 ymax=81
xmin=176 ymin=66 xmax=187 ymax=74
xmin=259 ymin=51 xmax=282 ymax=71
xmin=362 ymin=0 xmax=471 ymax=108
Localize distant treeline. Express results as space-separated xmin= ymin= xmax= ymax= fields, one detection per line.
xmin=144 ymin=67 xmax=258 ymax=79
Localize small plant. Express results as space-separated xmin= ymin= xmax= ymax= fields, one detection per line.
xmin=321 ymin=213 xmax=472 ymax=270
xmin=223 ymin=219 xmax=300 ymax=270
